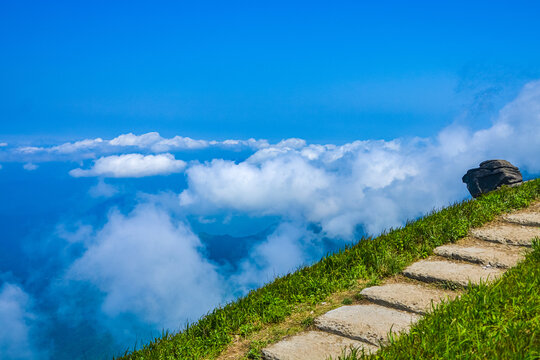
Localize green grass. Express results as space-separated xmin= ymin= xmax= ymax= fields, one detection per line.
xmin=116 ymin=179 xmax=540 ymax=360
xmin=336 ymin=239 xmax=540 ymax=360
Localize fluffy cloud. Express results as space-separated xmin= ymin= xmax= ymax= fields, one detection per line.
xmin=180 ymin=140 xmax=422 ymax=237
xmin=66 ymin=203 xmax=224 ymax=330
xmin=108 ymin=132 xmax=163 ymax=148
xmin=109 ymin=132 xmax=215 ymax=152
xmin=180 ymin=80 xmax=540 ymax=237
xmin=69 ymin=153 xmax=186 ymax=178
xmin=0 ymin=283 xmax=43 ymax=360
xmin=180 ymin=155 xmax=333 ymax=216
xmin=275 ymin=138 xmax=306 ymax=149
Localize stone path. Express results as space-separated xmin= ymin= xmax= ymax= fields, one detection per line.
xmin=261 ymin=204 xmax=539 ymax=360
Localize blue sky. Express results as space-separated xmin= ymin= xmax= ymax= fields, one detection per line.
xmin=2 ymin=1 xmax=540 ymax=142
xmin=1 ymin=2 xmax=540 ymax=359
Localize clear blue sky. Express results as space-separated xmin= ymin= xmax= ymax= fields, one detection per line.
xmin=2 ymin=0 xmax=540 ymax=143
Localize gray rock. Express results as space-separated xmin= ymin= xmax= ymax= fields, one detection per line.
xmin=503 ymin=212 xmax=540 ymax=227
xmin=462 ymin=160 xmax=522 ymax=198
xmin=359 ymin=283 xmax=457 ymax=315
xmin=261 ymin=331 xmax=377 ymax=360
xmin=314 ymin=304 xmax=420 ymax=346
xmin=470 ymin=223 xmax=540 ymax=247
xmin=402 ymin=259 xmax=504 ymax=287
xmin=434 ymin=242 xmax=527 ymax=268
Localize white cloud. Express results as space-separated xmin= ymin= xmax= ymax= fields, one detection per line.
xmin=219 ymin=138 xmax=270 ymax=150
xmin=52 ymin=138 xmax=104 ymax=154
xmin=109 ymin=132 xmax=162 ymax=147
xmin=109 ymin=132 xmax=269 ymax=152
xmin=23 ymin=163 xmax=38 ymax=171
xmin=275 ymin=138 xmax=306 ymax=149
xmin=0 ymin=143 xmax=7 ymax=147
xmin=17 ymin=138 xmax=104 ymax=155
xmin=0 ymin=283 xmax=43 ymax=360
xmin=180 ymin=80 xmax=540 ymax=237
xmin=180 ymin=140 xmax=422 ymax=237
xmin=11 ymin=132 xmax=275 ymax=162
xmin=109 ymin=132 xmax=207 ymax=151
xmin=69 ymin=153 xmax=186 ymax=178
xmin=180 ymin=155 xmax=334 ymax=219
xmin=66 ymin=203 xmax=224 ymax=330
xmin=150 ymin=135 xmax=209 ymax=152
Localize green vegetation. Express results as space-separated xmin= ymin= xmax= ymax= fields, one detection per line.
xmin=341 ymin=298 xmax=353 ymax=305
xmin=117 ymin=179 xmax=540 ymax=360
xmin=336 ymin=239 xmax=540 ymax=360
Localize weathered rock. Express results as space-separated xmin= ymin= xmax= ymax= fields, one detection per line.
xmin=261 ymin=331 xmax=377 ymax=360
xmin=503 ymin=212 xmax=540 ymax=227
xmin=470 ymin=224 xmax=540 ymax=247
xmin=434 ymin=242 xmax=527 ymax=268
xmin=314 ymin=304 xmax=420 ymax=346
xmin=462 ymin=160 xmax=522 ymax=198
xmin=359 ymin=283 xmax=457 ymax=315
xmin=402 ymin=259 xmax=504 ymax=287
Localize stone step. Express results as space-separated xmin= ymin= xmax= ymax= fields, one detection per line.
xmin=503 ymin=212 xmax=540 ymax=227
xmin=433 ymin=242 xmax=527 ymax=268
xmin=261 ymin=202 xmax=540 ymax=359
xmin=470 ymin=224 xmax=540 ymax=247
xmin=261 ymin=330 xmax=377 ymax=360
xmin=359 ymin=282 xmax=458 ymax=315
xmin=402 ymin=259 xmax=504 ymax=287
xmin=314 ymin=304 xmax=420 ymax=346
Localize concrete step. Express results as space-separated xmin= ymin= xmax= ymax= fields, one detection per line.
xmin=261 ymin=330 xmax=377 ymax=360
xmin=470 ymin=223 xmax=540 ymax=247
xmin=359 ymin=282 xmax=458 ymax=315
xmin=314 ymin=304 xmax=420 ymax=346
xmin=503 ymin=212 xmax=540 ymax=227
xmin=402 ymin=259 xmax=504 ymax=287
xmin=433 ymin=242 xmax=527 ymax=268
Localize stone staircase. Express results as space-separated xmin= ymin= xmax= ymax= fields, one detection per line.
xmin=261 ymin=204 xmax=540 ymax=360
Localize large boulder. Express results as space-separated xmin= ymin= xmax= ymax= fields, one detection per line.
xmin=462 ymin=160 xmax=522 ymax=198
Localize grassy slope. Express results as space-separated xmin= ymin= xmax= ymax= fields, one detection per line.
xmin=337 ymin=240 xmax=540 ymax=360
xmin=117 ymin=179 xmax=540 ymax=360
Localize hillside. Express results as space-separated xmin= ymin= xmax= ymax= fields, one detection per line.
xmin=117 ymin=178 xmax=540 ymax=360
xmin=336 ymin=239 xmax=539 ymax=359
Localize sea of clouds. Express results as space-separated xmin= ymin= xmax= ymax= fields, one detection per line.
xmin=0 ymin=80 xmax=539 ymax=359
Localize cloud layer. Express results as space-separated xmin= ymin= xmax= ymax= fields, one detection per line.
xmin=2 ymin=80 xmax=540 ymax=359
xmin=180 ymin=80 xmax=540 ymax=236
xmin=12 ymin=132 xmax=270 ymax=161
xmin=65 ymin=203 xmax=224 ymax=330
